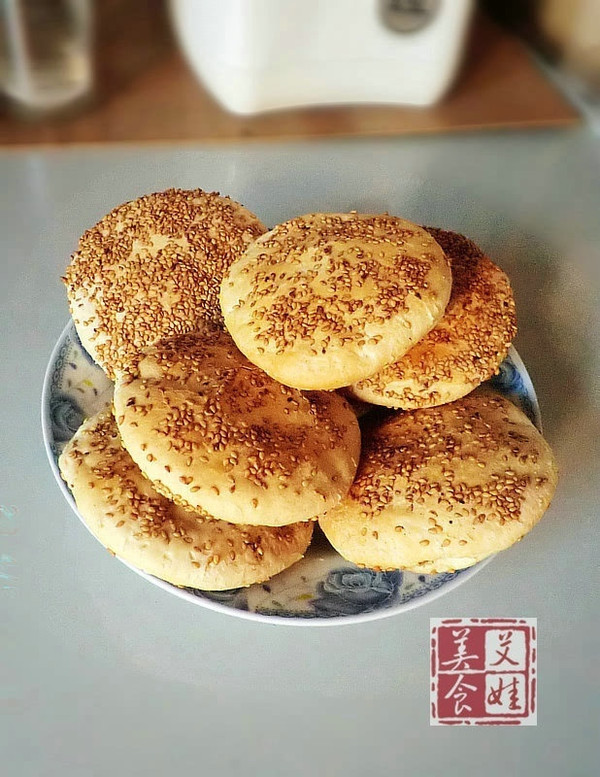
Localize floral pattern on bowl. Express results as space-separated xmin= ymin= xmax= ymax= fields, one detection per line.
xmin=42 ymin=322 xmax=541 ymax=625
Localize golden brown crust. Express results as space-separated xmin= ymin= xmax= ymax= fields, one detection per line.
xmin=64 ymin=189 xmax=266 ymax=379
xmin=318 ymin=392 xmax=558 ymax=574
xmin=113 ymin=327 xmax=361 ymax=526
xmin=350 ymin=229 xmax=517 ymax=408
xmin=220 ymin=213 xmax=452 ymax=390
xmin=58 ymin=409 xmax=313 ymax=590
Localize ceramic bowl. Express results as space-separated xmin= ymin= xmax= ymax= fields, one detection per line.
xmin=42 ymin=322 xmax=541 ymax=625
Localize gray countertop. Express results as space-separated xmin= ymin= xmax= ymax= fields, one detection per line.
xmin=2 ymin=128 xmax=599 ymax=776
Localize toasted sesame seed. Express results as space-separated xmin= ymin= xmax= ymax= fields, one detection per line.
xmin=63 ymin=189 xmax=267 ymax=379
xmin=353 ymin=228 xmax=517 ymax=408
xmin=221 ymin=213 xmax=449 ymax=385
xmin=113 ymin=327 xmax=358 ymax=522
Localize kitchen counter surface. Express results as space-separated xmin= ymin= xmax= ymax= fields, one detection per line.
xmin=2 ymin=127 xmax=599 ymax=776
xmin=0 ymin=12 xmax=578 ymax=146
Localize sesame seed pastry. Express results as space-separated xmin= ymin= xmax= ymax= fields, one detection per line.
xmin=113 ymin=327 xmax=361 ymax=527
xmin=63 ymin=188 xmax=267 ymax=380
xmin=318 ymin=391 xmax=558 ymax=574
xmin=58 ymin=409 xmax=314 ymax=590
xmin=219 ymin=213 xmax=452 ymax=390
xmin=349 ymin=229 xmax=517 ymax=409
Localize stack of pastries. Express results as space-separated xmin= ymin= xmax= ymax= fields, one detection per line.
xmin=58 ymin=189 xmax=558 ymax=590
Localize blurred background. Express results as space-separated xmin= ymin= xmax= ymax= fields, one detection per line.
xmin=0 ymin=0 xmax=598 ymax=145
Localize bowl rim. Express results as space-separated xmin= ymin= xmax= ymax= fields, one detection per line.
xmin=42 ymin=320 xmax=537 ymax=626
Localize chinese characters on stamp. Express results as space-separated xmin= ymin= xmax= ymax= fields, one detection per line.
xmin=430 ymin=618 xmax=536 ymax=725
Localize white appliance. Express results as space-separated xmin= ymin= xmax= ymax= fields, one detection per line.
xmin=170 ymin=0 xmax=474 ymax=115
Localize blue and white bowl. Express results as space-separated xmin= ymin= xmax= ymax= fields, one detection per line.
xmin=42 ymin=322 xmax=541 ymax=626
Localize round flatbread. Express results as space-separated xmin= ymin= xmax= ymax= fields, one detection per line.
xmin=319 ymin=391 xmax=558 ymax=574
xmin=350 ymin=228 xmax=517 ymax=408
xmin=58 ymin=409 xmax=313 ymax=590
xmin=219 ymin=213 xmax=452 ymax=390
xmin=113 ymin=327 xmax=361 ymax=526
xmin=64 ymin=188 xmax=266 ymax=379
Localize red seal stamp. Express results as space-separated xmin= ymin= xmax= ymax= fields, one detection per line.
xmin=430 ymin=618 xmax=537 ymax=725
